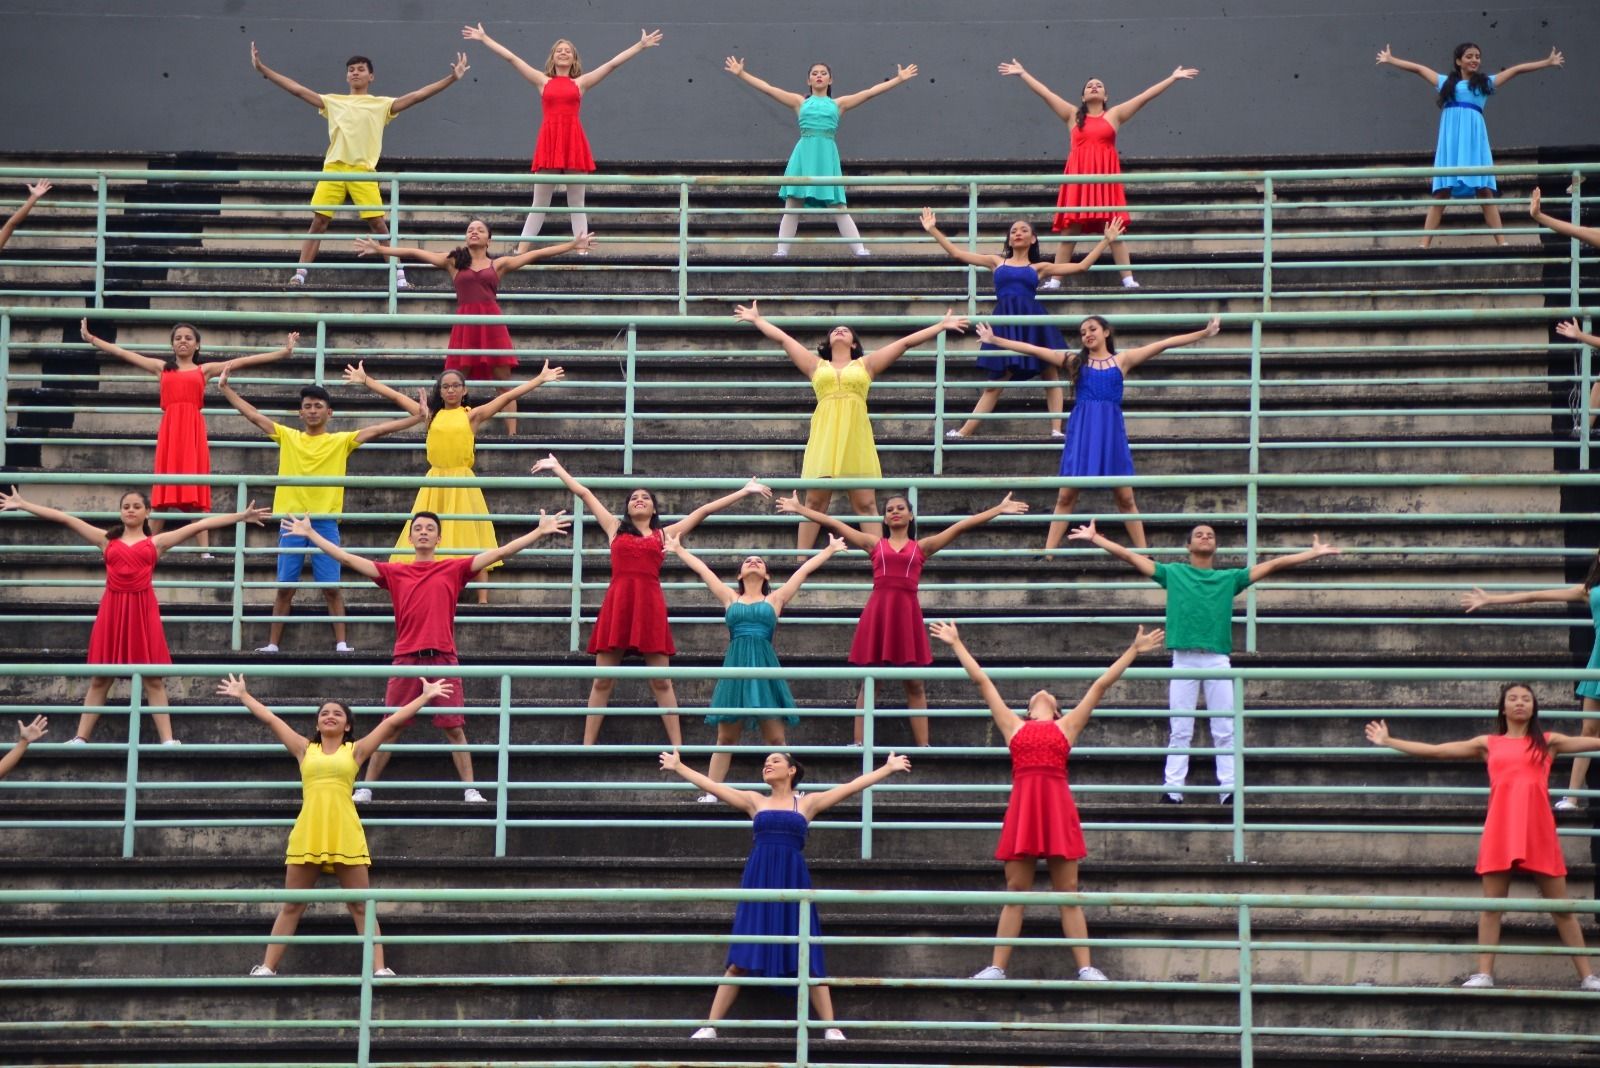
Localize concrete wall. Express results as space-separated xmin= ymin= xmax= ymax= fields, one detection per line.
xmin=3 ymin=0 xmax=1597 ymax=163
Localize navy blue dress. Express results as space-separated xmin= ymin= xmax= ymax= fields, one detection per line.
xmin=726 ymin=806 xmax=826 ymax=978
xmin=1059 ymin=355 xmax=1134 ymax=477
xmin=977 ymin=263 xmax=1066 ymax=382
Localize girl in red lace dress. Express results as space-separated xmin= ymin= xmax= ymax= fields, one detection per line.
xmin=0 ymin=486 xmax=268 ymax=744
xmin=530 ymin=455 xmax=770 ymax=747
xmin=357 ymin=221 xmax=590 ymax=434
xmin=1366 ymin=684 xmax=1600 ymax=990
xmin=80 ymin=320 xmax=293 ymax=551
xmin=997 ymin=59 xmax=1198 ymax=289
xmin=776 ymin=492 xmax=1028 ymax=747
xmin=462 ymin=24 xmax=663 ymax=251
xmin=934 ymin=620 xmax=1163 ymax=982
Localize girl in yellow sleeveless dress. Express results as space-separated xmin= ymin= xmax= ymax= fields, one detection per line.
xmin=733 ymin=302 xmax=969 ymax=550
xmin=345 ymin=361 xmax=563 ymax=603
xmin=218 ymin=673 xmax=454 ymax=976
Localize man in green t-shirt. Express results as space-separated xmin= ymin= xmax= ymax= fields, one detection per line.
xmin=1071 ymin=519 xmax=1339 ymax=803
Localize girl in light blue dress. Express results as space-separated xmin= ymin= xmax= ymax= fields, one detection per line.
xmin=1375 ymin=41 xmax=1564 ymax=247
xmin=724 ymin=54 xmax=919 ymax=256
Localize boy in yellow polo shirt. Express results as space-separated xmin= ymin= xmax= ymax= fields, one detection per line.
xmin=249 ymin=43 xmax=469 ymax=285
xmin=217 ymin=370 xmax=425 ymax=653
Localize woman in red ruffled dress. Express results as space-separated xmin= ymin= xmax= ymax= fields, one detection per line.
xmin=530 ymin=455 xmax=770 ymax=747
xmin=998 ymin=59 xmax=1198 ymax=289
xmin=0 ymin=486 xmax=267 ymax=744
xmin=934 ymin=620 xmax=1163 ymax=982
xmin=463 ymin=23 xmax=663 ymax=251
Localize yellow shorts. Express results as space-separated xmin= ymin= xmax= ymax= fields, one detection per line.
xmin=310 ymin=163 xmax=386 ymax=219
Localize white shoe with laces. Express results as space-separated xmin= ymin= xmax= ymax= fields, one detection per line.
xmin=334 ymin=642 xmax=355 ymax=654
xmin=690 ymin=1026 xmax=717 ymax=1039
xmin=249 ymin=964 xmax=275 ymax=977
xmin=1120 ymin=276 xmax=1140 ymax=289
xmin=1555 ymin=797 xmax=1580 ymax=812
xmin=255 ymin=643 xmax=280 ymax=654
xmin=970 ymin=965 xmax=1007 ymax=980
xmin=823 ymin=1028 xmax=847 ymax=1040
xmin=1461 ymin=973 xmax=1495 ymax=988
xmin=351 ymin=788 xmax=373 ymax=803
xmin=1077 ymin=966 xmax=1108 ymax=981
xmin=1040 ymin=276 xmax=1062 ymax=291
xmin=463 ymin=788 xmax=487 ymax=803
xmin=696 ymin=793 xmax=719 ymax=803
xmin=1582 ymin=974 xmax=1600 ymax=991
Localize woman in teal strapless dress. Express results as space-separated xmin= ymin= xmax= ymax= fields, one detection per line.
xmin=724 ymin=54 xmax=919 ymax=256
xmin=667 ymin=531 xmax=847 ymax=795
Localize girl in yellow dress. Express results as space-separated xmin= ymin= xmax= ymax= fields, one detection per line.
xmin=217 ymin=673 xmax=453 ymax=976
xmin=732 ymin=302 xmax=968 ymax=550
xmin=345 ymin=360 xmax=563 ymax=603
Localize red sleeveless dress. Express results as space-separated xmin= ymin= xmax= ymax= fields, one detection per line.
xmin=996 ymin=720 xmax=1086 ymax=861
xmin=1053 ymin=114 xmax=1130 ymax=232
xmin=1477 ymin=733 xmax=1564 ymax=876
xmin=87 ymin=539 xmax=172 ymax=665
xmin=152 ymin=367 xmax=211 ymax=511
xmin=588 ymin=529 xmax=675 ymax=655
xmin=847 ymin=539 xmax=931 ymax=666
xmin=443 ymin=266 xmax=517 ymax=378
xmin=531 ymin=76 xmax=596 ymax=172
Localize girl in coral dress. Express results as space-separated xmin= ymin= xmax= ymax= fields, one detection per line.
xmin=357 ymin=221 xmax=589 ymax=434
xmin=0 ymin=486 xmax=267 ymax=743
xmin=530 ymin=455 xmax=771 ymax=747
xmin=218 ymin=673 xmax=453 ymax=977
xmin=997 ymin=59 xmax=1198 ymax=288
xmin=1366 ymin=684 xmax=1600 ymax=990
xmin=934 ymin=621 xmax=1162 ymax=982
xmin=463 ymin=24 xmax=663 ymax=250
xmin=80 ymin=319 xmax=293 ymax=551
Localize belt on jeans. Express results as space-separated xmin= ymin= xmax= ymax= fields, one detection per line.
xmin=1443 ymin=100 xmax=1483 ymax=114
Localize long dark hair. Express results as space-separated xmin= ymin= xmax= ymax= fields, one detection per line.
xmin=1437 ymin=43 xmax=1494 ymax=108
xmin=428 ymin=370 xmax=469 ymax=426
xmin=804 ymin=62 xmax=833 ymax=97
xmin=106 ymin=490 xmax=154 ymax=538
xmin=306 ymin=699 xmax=355 ymax=744
xmin=735 ymin=559 xmax=772 ymax=597
xmin=1494 ymin=683 xmax=1549 ymax=762
xmin=162 ymin=322 xmax=202 ymax=373
xmin=1075 ymin=78 xmax=1105 ymax=130
xmin=1582 ymin=547 xmax=1600 ymax=593
xmin=449 ymin=218 xmax=492 ymax=270
xmin=1065 ymin=315 xmax=1117 ymax=387
xmin=996 ymin=221 xmax=1043 ymax=263
xmin=613 ymin=488 xmax=663 ymax=538
xmin=815 ymin=327 xmax=865 ymax=361
xmin=883 ymin=493 xmax=918 ymax=541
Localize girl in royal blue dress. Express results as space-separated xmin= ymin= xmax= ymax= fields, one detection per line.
xmin=920 ymin=208 xmax=1122 ymax=441
xmin=1375 ymin=41 xmax=1564 ymax=248
xmin=660 ymin=748 xmax=912 ymax=1040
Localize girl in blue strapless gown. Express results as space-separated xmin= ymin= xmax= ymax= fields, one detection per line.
xmin=1375 ymin=41 xmax=1564 ymax=247
xmin=725 ymin=54 xmax=920 ymax=257
xmin=922 ymin=209 xmax=1122 ymax=439
xmin=660 ymin=748 xmax=913 ymax=1040
xmin=976 ymin=314 xmax=1220 ymax=553
xmin=666 ymin=532 xmax=847 ymax=793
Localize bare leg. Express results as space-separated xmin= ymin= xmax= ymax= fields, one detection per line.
xmin=261 ymin=863 xmax=320 ymax=972
xmin=1053 ymin=223 xmax=1083 ymax=265
xmin=1110 ymin=486 xmax=1147 ymax=548
xmin=844 ymin=488 xmax=883 ymax=540
xmin=1109 ymin=239 xmax=1133 ymax=281
xmin=1043 ymin=487 xmax=1081 ymax=553
xmin=1563 ymin=699 xmax=1600 ymax=804
xmin=517 ymin=180 xmax=558 ymax=254
xmin=475 ymin=570 xmax=490 ymax=606
xmin=644 ymin=652 xmax=683 ymax=748
xmin=989 ymin=859 xmax=1038 ymax=970
xmin=809 ymin=982 xmax=837 ymax=1021
xmin=1047 ymin=857 xmax=1092 ymax=970
xmin=141 ymin=676 xmax=174 ymax=743
xmin=759 ymin=719 xmax=788 ymax=749
xmin=363 ymin=747 xmax=391 ymax=783
xmin=797 ymin=488 xmax=833 ymax=553
xmin=298 ymin=213 xmax=333 ymax=266
xmin=267 ymin=588 xmax=295 ymax=648
xmin=76 ymin=676 xmax=113 ymax=741
xmin=1533 ymin=872 xmax=1596 ymax=979
xmin=956 ymin=377 xmax=1009 ymax=439
xmin=583 ymin=650 xmax=622 ymax=746
xmin=334 ymin=863 xmax=386 ymax=973
xmin=705 ymin=964 xmax=746 ymax=1021
xmin=1042 ymin=365 xmax=1064 ymax=436
xmin=443 ymin=725 xmax=473 ymax=784
xmin=776 ymin=198 xmax=802 ymax=256
xmin=490 ymin=364 xmax=516 ymax=436
xmin=1475 ymin=869 xmax=1512 ymax=977
xmin=706 ymin=721 xmax=744 ymax=785
xmin=905 ymin=679 xmax=929 ymax=747
xmin=323 ymin=589 xmax=348 ymax=647
xmin=1478 ymin=188 xmax=1506 ymax=245
xmin=1419 ymin=191 xmax=1450 ymax=248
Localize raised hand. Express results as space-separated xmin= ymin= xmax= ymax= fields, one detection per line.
xmin=573 ymin=231 xmax=597 ymax=252
xmin=774 ymin=492 xmax=803 ymax=515
xmin=450 ymin=53 xmax=471 ymax=80
xmin=724 ymin=56 xmax=745 ymax=77
xmin=919 ymin=207 xmax=939 ymax=233
xmin=928 ymin=619 xmax=961 ymax=646
xmin=240 ymin=501 xmax=271 ymax=526
xmin=341 ymin=360 xmax=369 ymax=387
xmin=824 ymin=533 xmax=848 ymax=552
xmin=1130 ymin=625 xmax=1166 ymax=654
xmin=0 ymin=485 xmax=28 ymax=511
xmin=998 ymin=58 xmax=1028 ymax=77
xmin=974 ymin=322 xmax=997 ymax=344
xmin=535 ymin=508 xmax=572 ymax=538
xmin=659 ymin=749 xmax=683 ymax=772
xmin=1530 ymin=188 xmax=1543 ymax=216
xmin=1375 ymin=44 xmax=1394 ymax=66
xmin=742 ymin=477 xmax=773 ymax=498
xmin=534 ymin=360 xmax=566 ymax=386
xmin=216 ymin=367 xmax=232 ymax=392
xmin=529 ymin=453 xmax=563 ymax=475
xmin=1202 ymin=316 xmax=1222 ymax=337
xmin=1546 ymin=47 xmax=1565 ymax=68
xmin=250 ymin=41 xmax=265 ymax=73
xmin=415 ymin=388 xmax=430 ymax=421
xmin=639 ymin=28 xmax=664 ymax=48
xmin=25 ymin=179 xmax=51 ymax=201
xmin=1068 ymin=518 xmax=1098 ymax=542
xmin=884 ymin=751 xmax=912 ymax=774
xmin=280 ymin=514 xmax=315 ymax=539
xmin=1556 ymin=319 xmax=1582 ymax=340
xmin=733 ymin=301 xmax=762 ymax=324
xmin=283 ymin=332 xmax=300 ymax=353
xmin=896 ymin=63 xmax=919 ymax=82
xmin=79 ymin=318 xmax=97 ymax=343
xmin=939 ymin=308 xmax=970 ymax=334
xmin=1171 ymin=66 xmax=1199 ymax=80
xmin=461 ymin=23 xmax=489 ymax=43
xmin=1364 ymin=720 xmax=1390 ymax=746
xmin=1309 ymin=533 xmax=1340 ymax=557
xmin=662 ymin=531 xmax=683 ymax=554
xmin=419 ymin=678 xmax=455 ymax=703
xmin=1460 ymin=587 xmax=1492 ymax=613
xmin=215 ymin=673 xmax=250 ymax=700
xmin=995 ymin=492 xmax=1029 ymax=515
xmin=17 ymin=715 xmax=47 ymax=742
xmin=354 ymin=236 xmax=382 ymax=257
xmin=1103 ymin=218 xmax=1125 ymax=241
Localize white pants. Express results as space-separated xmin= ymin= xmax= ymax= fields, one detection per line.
xmin=1163 ymin=650 xmax=1236 ymax=797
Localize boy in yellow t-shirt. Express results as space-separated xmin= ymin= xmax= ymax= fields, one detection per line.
xmin=249 ymin=42 xmax=469 ymax=285
xmin=217 ymin=371 xmax=425 ymax=653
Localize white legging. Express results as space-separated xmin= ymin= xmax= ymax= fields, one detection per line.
xmin=519 ymin=181 xmax=588 ymax=240
xmin=776 ymin=197 xmax=866 ymax=256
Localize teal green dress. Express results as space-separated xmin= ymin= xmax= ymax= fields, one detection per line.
xmin=706 ymin=600 xmax=800 ymax=727
xmin=779 ymin=96 xmax=846 ymax=207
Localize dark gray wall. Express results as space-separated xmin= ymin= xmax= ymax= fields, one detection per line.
xmin=3 ymin=1 xmax=1597 ymax=163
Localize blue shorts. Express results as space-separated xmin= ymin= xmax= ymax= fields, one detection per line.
xmin=277 ymin=519 xmax=342 ymax=584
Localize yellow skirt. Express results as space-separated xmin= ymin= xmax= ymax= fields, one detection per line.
xmin=391 ymin=469 xmax=502 ymax=570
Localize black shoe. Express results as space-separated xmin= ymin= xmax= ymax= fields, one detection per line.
xmin=1159 ymin=794 xmax=1183 ymax=805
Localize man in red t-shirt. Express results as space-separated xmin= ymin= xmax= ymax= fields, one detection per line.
xmin=281 ymin=508 xmax=570 ymax=801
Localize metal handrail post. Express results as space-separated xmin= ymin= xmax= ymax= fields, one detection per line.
xmin=861 ymin=677 xmax=875 ymax=860
xmin=1231 ymin=675 xmax=1246 ymax=863
xmin=677 ymin=183 xmax=690 ymax=316
xmin=1574 ymin=175 xmax=1590 ymax=471
xmin=1261 ymin=177 xmax=1274 ymax=312
xmin=1237 ymin=903 xmax=1254 ymax=1068
xmin=93 ymin=176 xmax=108 ymax=308
xmin=1245 ymin=320 xmax=1262 ymax=651
xmin=623 ymin=325 xmax=637 ymax=475
xmin=121 ymin=673 xmax=142 ymax=858
xmin=795 ymin=898 xmax=813 ymax=1067
xmin=0 ymin=312 xmax=10 ymax=467
xmin=357 ymin=895 xmax=377 ymax=1067
xmin=385 ymin=179 xmax=400 ymax=316
xmin=230 ymin=479 xmax=247 ymax=651
xmin=932 ymin=332 xmax=947 ymax=474
xmin=495 ymin=673 xmax=511 ymax=858
xmin=313 ymin=320 xmax=327 ymax=386
xmin=568 ymin=497 xmax=585 ymax=653
xmin=965 ymin=182 xmax=979 ymax=317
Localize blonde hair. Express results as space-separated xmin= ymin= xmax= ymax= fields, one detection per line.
xmin=544 ymin=39 xmax=583 ymax=78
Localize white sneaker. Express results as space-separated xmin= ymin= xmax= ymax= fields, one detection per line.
xmin=1582 ymin=974 xmax=1600 ymax=991
xmin=334 ymin=642 xmax=355 ymax=654
xmin=351 ymin=788 xmax=373 ymax=803
xmin=373 ymin=967 xmax=396 ymax=977
xmin=945 ymin=429 xmax=968 ymax=440
xmin=68 ymin=737 xmax=88 ymax=745
xmin=1040 ymin=277 xmax=1062 ymax=291
xmin=288 ymin=272 xmax=306 ymax=286
xmin=1555 ymin=797 xmax=1580 ymax=812
xmin=249 ymin=964 xmax=275 ymax=976
xmin=1461 ymin=973 xmax=1495 ymax=988
xmin=1077 ymin=966 xmax=1108 ymax=981
xmin=690 ymin=1026 xmax=717 ymax=1039
xmin=1120 ymin=276 xmax=1140 ymax=289
xmin=1050 ymin=429 xmax=1065 ymax=440
xmin=823 ymin=1028 xmax=847 ymax=1040
xmin=255 ymin=643 xmax=280 ymax=654
xmin=852 ymin=247 xmax=871 ymax=257
xmin=463 ymin=788 xmax=487 ymax=803
xmin=971 ymin=965 xmax=1007 ymax=980
xmin=696 ymin=793 xmax=719 ymax=803
xmin=160 ymin=739 xmax=182 ymax=747
xmin=394 ymin=272 xmax=410 ymax=290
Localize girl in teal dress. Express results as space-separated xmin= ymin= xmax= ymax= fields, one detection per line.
xmin=724 ymin=54 xmax=919 ymax=256
xmin=666 ymin=531 xmax=847 ymax=795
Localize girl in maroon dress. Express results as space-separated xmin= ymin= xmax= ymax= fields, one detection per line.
xmin=0 ymin=486 xmax=268 ymax=744
xmin=530 ymin=454 xmax=771 ymax=747
xmin=79 ymin=320 xmax=293 ymax=551
xmin=462 ymin=24 xmax=663 ymax=251
xmin=776 ymin=491 xmax=1028 ymax=747
xmin=1367 ymin=684 xmax=1600 ymax=990
xmin=997 ymin=59 xmax=1198 ymax=289
xmin=933 ymin=620 xmax=1163 ymax=982
xmin=357 ymin=221 xmax=591 ymax=435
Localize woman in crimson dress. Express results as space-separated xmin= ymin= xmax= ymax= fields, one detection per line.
xmin=0 ymin=486 xmax=268 ymax=744
xmin=1367 ymin=684 xmax=1600 ymax=990
xmin=357 ymin=221 xmax=590 ymax=435
xmin=79 ymin=320 xmax=293 ymax=551
xmin=463 ymin=23 xmax=664 ymax=250
xmin=934 ymin=620 xmax=1164 ymax=982
xmin=530 ymin=455 xmax=770 ymax=747
xmin=997 ymin=59 xmax=1198 ymax=289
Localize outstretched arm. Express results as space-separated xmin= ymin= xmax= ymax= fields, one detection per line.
xmin=468 ymin=361 xmax=563 ymax=430
xmin=390 ymin=53 xmax=470 ymax=115
xmin=769 ymin=534 xmax=847 ymax=611
xmin=352 ymin=388 xmax=428 ymax=444
xmin=249 ymin=42 xmax=324 ymax=108
xmin=664 ymin=532 xmax=737 ymax=608
xmin=217 ymin=674 xmax=308 ymax=759
xmin=1036 ymin=219 xmax=1123 ymax=277
xmin=354 ymin=679 xmax=453 ymax=764
xmin=1556 ymin=318 xmax=1600 ymax=350
xmin=1108 ymin=66 xmax=1199 ymax=125
xmin=469 ymin=509 xmax=571 ymax=573
xmin=997 ymin=59 xmax=1077 ymax=122
xmin=919 ymin=208 xmax=1003 ymax=268
xmin=973 ymin=322 xmax=1066 ymax=366
xmin=0 ymin=716 xmax=48 ymax=780
xmin=210 ymin=333 xmax=299 ymax=379
xmin=1118 ymin=317 xmax=1221 ymax=373
xmin=152 ymin=502 xmax=270 ymax=553
xmin=214 ymin=369 xmax=279 ymax=436
xmin=775 ymin=492 xmax=878 ymax=551
xmin=929 ymin=621 xmax=1021 ymax=737
xmin=835 ymin=63 xmax=919 ymax=112
xmin=353 ymin=236 xmax=453 ymax=270
xmin=1365 ymin=720 xmax=1488 ymax=760
xmin=659 ymin=749 xmax=762 ymax=812
xmin=461 ymin=24 xmax=549 ymax=88
xmin=1068 ymin=518 xmax=1158 ymax=576
xmin=665 ymin=478 xmax=772 ymax=540
xmin=280 ymin=514 xmax=381 ymax=578
xmin=1532 ymin=190 xmax=1600 ymax=250
xmin=341 ymin=360 xmax=423 ymax=416
xmin=1247 ymin=534 xmax=1340 ymax=583
xmin=1061 ymin=626 xmax=1164 ymax=743
xmin=530 ymin=455 xmax=620 ymax=539
xmin=79 ymin=319 xmax=166 ymax=375
xmin=0 ymin=180 xmax=51 ymax=251
xmin=734 ymin=301 xmax=821 ymax=377
xmin=1461 ymin=582 xmax=1586 ymax=613
xmin=577 ymin=29 xmax=664 ymax=92
xmin=0 ymin=486 xmax=110 ymax=548
xmin=1374 ymin=45 xmax=1441 ymax=85
xmin=494 ymin=232 xmax=595 ymax=275
xmin=800 ymin=753 xmax=912 ymax=818
xmin=1549 ymin=731 xmax=1600 ymax=756
xmin=919 ymin=493 xmax=1028 ymax=558
xmin=1493 ymin=47 xmax=1564 ymax=90
xmin=862 ymin=309 xmax=969 ymax=378
xmin=723 ymin=56 xmax=805 ymax=110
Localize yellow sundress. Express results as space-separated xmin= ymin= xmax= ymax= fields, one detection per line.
xmin=391 ymin=406 xmax=501 ymax=570
xmin=285 ymin=742 xmax=370 ymax=870
xmin=801 ymin=359 xmax=881 ymax=479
